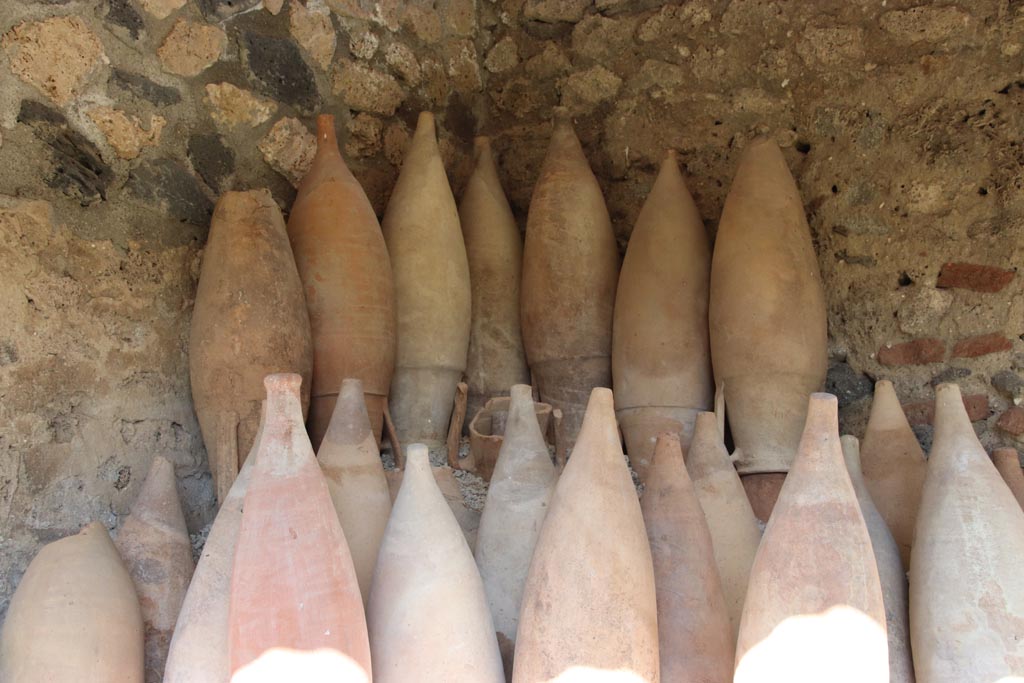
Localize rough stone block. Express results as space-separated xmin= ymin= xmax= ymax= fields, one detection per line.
xmin=3 ymin=16 xmax=107 ymax=105
xmin=936 ymin=262 xmax=1015 ymax=293
xmin=187 ymin=133 xmax=235 ymax=193
xmin=877 ymin=338 xmax=945 ymax=366
xmin=243 ymin=32 xmax=320 ymax=112
xmin=903 ymin=393 xmax=990 ymax=426
xmin=951 ymin=332 xmax=1013 ymax=359
xmin=998 ymin=407 xmax=1024 ymax=437
xmin=110 ymin=70 xmax=182 ymax=106
xmin=158 ymin=19 xmax=226 ymax=77
xmin=825 ymin=361 xmax=873 ymax=405
xmin=126 ymin=158 xmax=214 ymax=227
xmin=993 ymin=370 xmax=1024 ymax=404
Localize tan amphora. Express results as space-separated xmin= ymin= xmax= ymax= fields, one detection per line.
xmin=860 ymin=379 xmax=926 ymax=567
xmin=685 ymin=411 xmax=761 ymax=639
xmin=165 ymin=404 xmax=264 ymax=683
xmin=317 ymin=377 xmax=392 ymax=606
xmin=0 ymin=523 xmax=144 ymax=682
xmin=460 ymin=137 xmax=530 ymax=424
xmin=521 ymin=108 xmax=619 ymax=461
xmin=992 ymin=447 xmax=1024 ymax=511
xmin=368 ymin=443 xmax=504 ymax=683
xmin=709 ymin=137 xmax=827 ymax=519
xmin=842 ymin=435 xmax=915 ymax=683
xmin=190 ymin=189 xmax=313 ymax=503
xmin=287 ymin=114 xmax=396 ymax=449
xmin=475 ymin=384 xmax=557 ymax=677
xmin=734 ymin=393 xmax=888 ymax=683
xmin=228 ymin=374 xmax=370 ymax=679
xmin=513 ymin=388 xmax=658 ymax=683
xmin=910 ymin=383 xmax=1024 ymax=682
xmin=382 ymin=112 xmax=471 ymax=446
xmin=613 ymin=150 xmax=712 ymax=482
xmin=115 ymin=456 xmax=195 ymax=683
xmin=642 ymin=432 xmax=734 ymax=682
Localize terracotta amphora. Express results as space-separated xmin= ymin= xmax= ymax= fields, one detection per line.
xmin=461 ymin=137 xmax=530 ymax=423
xmin=190 ymin=189 xmax=313 ymax=503
xmin=734 ymin=393 xmax=888 ymax=683
xmin=465 ymin=394 xmax=555 ymax=481
xmin=0 ymin=522 xmax=144 ymax=682
xmin=842 ymin=435 xmax=915 ymax=683
xmin=317 ymin=377 xmax=392 ymax=606
xmin=383 ymin=463 xmax=482 ymax=550
xmin=685 ymin=411 xmax=761 ymax=639
xmin=513 ymin=388 xmax=659 ymax=683
xmin=228 ymin=374 xmax=370 ymax=678
xmin=475 ymin=384 xmax=557 ymax=677
xmin=520 ymin=108 xmax=619 ymax=461
xmin=115 ymin=456 xmax=195 ymax=683
xmin=910 ymin=383 xmax=1024 ymax=682
xmin=382 ymin=112 xmax=471 ymax=446
xmin=860 ymin=379 xmax=926 ymax=567
xmin=708 ymin=137 xmax=827 ymax=519
xmin=612 ymin=150 xmax=712 ymax=481
xmin=368 ymin=443 xmax=504 ymax=683
xmin=992 ymin=447 xmax=1024 ymax=511
xmin=642 ymin=432 xmax=734 ymax=682
xmin=164 ymin=406 xmax=262 ymax=683
xmin=287 ymin=115 xmax=396 ymax=449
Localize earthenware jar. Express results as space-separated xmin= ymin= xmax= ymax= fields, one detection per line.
xmin=514 ymin=388 xmax=658 ymax=683
xmin=685 ymin=411 xmax=761 ymax=638
xmin=910 ymin=383 xmax=1024 ymax=682
xmin=613 ymin=150 xmax=712 ymax=481
xmin=734 ymin=393 xmax=887 ymax=683
xmin=0 ymin=523 xmax=144 ymax=682
xmin=842 ymin=435 xmax=915 ymax=683
xmin=368 ymin=444 xmax=504 ymax=683
xmin=860 ymin=379 xmax=926 ymax=567
xmin=164 ymin=405 xmax=264 ymax=683
xmin=992 ymin=447 xmax=1024 ymax=511
xmin=190 ymin=189 xmax=312 ymax=502
xmin=228 ymin=374 xmax=369 ymax=679
xmin=115 ymin=456 xmax=194 ymax=683
xmin=642 ymin=432 xmax=734 ymax=682
xmin=317 ymin=377 xmax=392 ymax=605
xmin=521 ymin=108 xmax=619 ymax=460
xmin=382 ymin=112 xmax=471 ymax=446
xmin=460 ymin=137 xmax=530 ymax=423
xmin=287 ymin=114 xmax=396 ymax=449
xmin=475 ymin=384 xmax=556 ymax=677
xmin=709 ymin=137 xmax=827 ymax=519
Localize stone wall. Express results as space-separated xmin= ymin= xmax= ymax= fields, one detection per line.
xmin=1 ymin=0 xmax=1022 ymax=614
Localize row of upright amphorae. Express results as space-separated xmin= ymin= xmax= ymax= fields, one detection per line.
xmin=4 ymin=372 xmax=1024 ymax=682
xmin=184 ymin=104 xmax=826 ymax=522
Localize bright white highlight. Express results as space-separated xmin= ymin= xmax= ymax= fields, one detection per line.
xmin=230 ymin=648 xmax=370 ymax=683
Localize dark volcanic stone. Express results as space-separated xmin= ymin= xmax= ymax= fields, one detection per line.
xmin=825 ymin=361 xmax=873 ymax=406
xmin=188 ymin=133 xmax=235 ymax=193
xmin=110 ymin=69 xmax=182 ymax=106
xmin=197 ymin=0 xmax=262 ymax=18
xmin=993 ymin=370 xmax=1024 ymax=402
xmin=930 ymin=366 xmax=972 ymax=387
xmin=106 ymin=0 xmax=144 ymax=39
xmin=126 ymin=159 xmax=214 ymax=227
xmin=17 ymin=99 xmax=113 ymax=205
xmin=243 ymin=32 xmax=319 ymax=112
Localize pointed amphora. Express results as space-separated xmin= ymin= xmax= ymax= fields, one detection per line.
xmin=288 ymin=114 xmax=396 ymax=449
xmin=115 ymin=456 xmax=195 ymax=683
xmin=992 ymin=447 xmax=1024 ymax=511
xmin=368 ymin=444 xmax=504 ymax=683
xmin=521 ymin=108 xmax=619 ymax=461
xmin=613 ymin=150 xmax=713 ymax=482
xmin=642 ymin=432 xmax=734 ymax=682
xmin=382 ymin=112 xmax=471 ymax=446
xmin=228 ymin=374 xmax=370 ymax=679
xmin=910 ymin=383 xmax=1024 ymax=682
xmin=317 ymin=377 xmax=392 ymax=606
xmin=842 ymin=435 xmax=915 ymax=683
xmin=708 ymin=138 xmax=827 ymax=519
xmin=685 ymin=411 xmax=761 ymax=639
xmin=461 ymin=137 xmax=530 ymax=423
xmin=475 ymin=384 xmax=557 ymax=677
xmin=734 ymin=394 xmax=888 ymax=683
xmin=190 ymin=189 xmax=313 ymax=502
xmin=165 ymin=404 xmax=265 ymax=683
xmin=0 ymin=523 xmax=144 ymax=682
xmin=860 ymin=379 xmax=926 ymax=567
xmin=513 ymin=388 xmax=659 ymax=683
